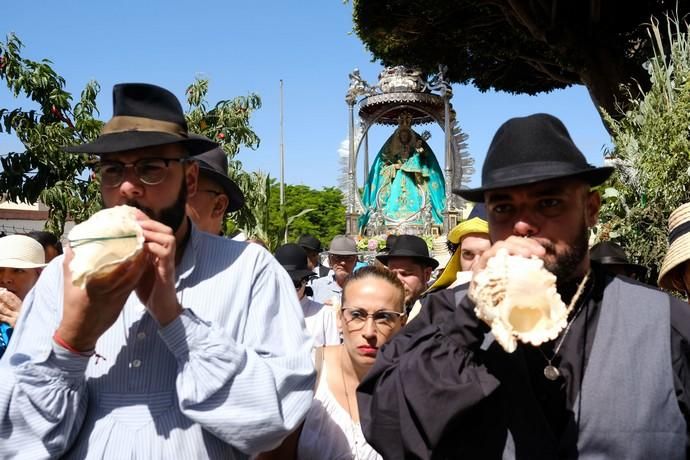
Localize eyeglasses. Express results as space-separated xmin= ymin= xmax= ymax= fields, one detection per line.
xmin=330 ymin=254 xmax=357 ymax=263
xmin=96 ymin=157 xmax=187 ymax=188
xmin=340 ymin=307 xmax=405 ymax=332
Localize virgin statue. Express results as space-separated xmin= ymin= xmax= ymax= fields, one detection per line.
xmin=359 ymin=113 xmax=445 ymax=232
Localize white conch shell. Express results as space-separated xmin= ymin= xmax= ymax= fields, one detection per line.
xmin=469 ymin=248 xmax=568 ymax=353
xmin=68 ymin=205 xmax=144 ymax=288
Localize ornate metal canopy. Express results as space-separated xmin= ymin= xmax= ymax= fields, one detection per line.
xmin=344 ymin=65 xmax=474 ymax=235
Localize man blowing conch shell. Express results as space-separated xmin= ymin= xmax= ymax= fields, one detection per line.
xmin=357 ymin=113 xmax=690 ymax=459
xmin=0 ymin=83 xmax=314 ymax=459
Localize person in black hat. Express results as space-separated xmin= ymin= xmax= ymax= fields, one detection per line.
xmin=186 ymin=138 xmax=245 ymax=235
xmin=359 ymin=113 xmax=690 ymax=459
xmin=0 ymin=83 xmax=315 ymax=459
xmin=376 ymin=235 xmax=437 ymax=311
xmin=274 ymin=244 xmax=339 ymax=347
xmin=590 ymin=241 xmax=648 ymax=281
xmin=297 ymin=234 xmax=330 ymax=278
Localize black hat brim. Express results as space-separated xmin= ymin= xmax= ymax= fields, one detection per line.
xmin=198 ymin=164 xmax=245 ymax=213
xmin=287 ymin=268 xmax=316 ymax=282
xmin=377 ymin=251 xmax=439 ymax=269
xmin=65 ymin=131 xmax=218 ymax=156
xmin=455 ymin=166 xmax=615 ymax=202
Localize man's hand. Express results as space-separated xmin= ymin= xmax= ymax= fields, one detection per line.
xmin=471 ymin=236 xmax=546 ymax=289
xmin=134 ymin=213 xmax=182 ymax=327
xmin=57 ymin=246 xmax=149 ymax=352
xmin=0 ymin=289 xmax=22 ymax=328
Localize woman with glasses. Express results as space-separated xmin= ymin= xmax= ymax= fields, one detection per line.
xmin=259 ymin=265 xmax=406 ymax=459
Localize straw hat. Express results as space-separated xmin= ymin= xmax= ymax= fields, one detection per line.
xmin=0 ymin=235 xmax=47 ymax=269
xmin=658 ymin=203 xmax=690 ymax=290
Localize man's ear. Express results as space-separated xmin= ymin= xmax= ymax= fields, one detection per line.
xmin=424 ymin=266 xmax=433 ymax=283
xmin=185 ymin=160 xmax=199 ymax=197
xmin=585 ymin=189 xmax=601 ymax=228
xmin=211 ymin=194 xmax=229 ymax=218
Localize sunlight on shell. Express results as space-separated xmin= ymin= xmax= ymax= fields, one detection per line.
xmin=68 ymin=205 xmax=144 ymax=289
xmin=469 ymin=248 xmax=568 ymax=353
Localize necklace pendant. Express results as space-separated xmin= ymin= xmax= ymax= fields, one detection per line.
xmin=544 ymin=365 xmax=560 ymax=381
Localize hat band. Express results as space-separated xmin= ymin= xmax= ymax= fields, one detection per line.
xmin=102 ymin=116 xmax=186 ymax=137
xmin=485 ymin=161 xmax=592 ymax=184
xmin=669 ymin=221 xmax=690 ymax=245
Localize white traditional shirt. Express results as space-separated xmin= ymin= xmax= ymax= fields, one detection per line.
xmin=301 ymin=297 xmax=340 ymax=347
xmin=0 ymin=225 xmax=315 ymax=459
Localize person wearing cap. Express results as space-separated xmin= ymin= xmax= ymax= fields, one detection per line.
xmin=296 ymin=234 xmax=330 ymax=278
xmin=185 ymin=138 xmax=245 ymax=235
xmin=376 ymin=234 xmax=437 ymax=312
xmin=428 ymin=203 xmax=491 ymax=292
xmin=0 ymin=84 xmax=314 ymax=459
xmin=0 ymin=235 xmax=47 ymax=359
xmin=358 ymin=113 xmax=690 ymax=458
xmin=659 ymin=202 xmax=690 ymax=297
xmin=311 ymin=235 xmax=359 ymax=305
xmin=405 ymin=204 xmax=491 ymax=322
xmin=274 ymin=244 xmax=340 ymax=347
xmin=590 ymin=241 xmax=648 ymax=281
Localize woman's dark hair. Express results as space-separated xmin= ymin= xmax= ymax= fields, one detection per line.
xmin=27 ymin=231 xmax=63 ymax=255
xmin=341 ymin=265 xmax=405 ymax=311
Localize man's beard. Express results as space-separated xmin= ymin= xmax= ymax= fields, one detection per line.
xmin=118 ymin=178 xmax=188 ymax=233
xmin=539 ymin=221 xmax=590 ymax=285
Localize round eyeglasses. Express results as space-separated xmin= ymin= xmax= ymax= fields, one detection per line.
xmin=96 ymin=157 xmax=187 ymax=188
xmin=340 ymin=307 xmax=405 ymax=332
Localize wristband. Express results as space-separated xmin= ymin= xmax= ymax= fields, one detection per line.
xmin=53 ymin=331 xmax=95 ymax=357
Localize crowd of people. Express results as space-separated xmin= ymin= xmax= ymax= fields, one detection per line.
xmin=0 ymin=83 xmax=690 ymax=459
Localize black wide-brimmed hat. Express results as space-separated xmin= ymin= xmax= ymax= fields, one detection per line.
xmin=590 ymin=241 xmax=647 ymax=279
xmin=66 ymin=83 xmax=217 ymax=156
xmin=297 ymin=234 xmax=322 ymax=252
xmin=377 ymin=234 xmax=439 ymax=269
xmin=192 ymin=136 xmax=244 ymax=213
xmin=456 ymin=113 xmax=614 ymax=202
xmin=274 ymin=243 xmax=315 ymax=282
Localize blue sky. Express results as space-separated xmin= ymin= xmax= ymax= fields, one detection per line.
xmin=1 ymin=0 xmax=611 ymax=190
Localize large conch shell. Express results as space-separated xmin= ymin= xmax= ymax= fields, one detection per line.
xmin=67 ymin=205 xmax=145 ymax=288
xmin=469 ymin=248 xmax=568 ymax=353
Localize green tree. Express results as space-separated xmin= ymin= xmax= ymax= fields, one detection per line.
xmin=353 ymin=0 xmax=687 ymax=125
xmin=0 ymin=36 xmax=266 ymax=237
xmin=0 ymin=33 xmax=102 ymax=235
xmin=597 ymin=15 xmax=690 ymax=283
xmin=267 ymin=180 xmax=345 ymax=249
xmin=183 ymin=78 xmax=269 ymax=241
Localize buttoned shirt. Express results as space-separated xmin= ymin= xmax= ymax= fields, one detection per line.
xmin=0 ymin=225 xmax=315 ymax=459
xmin=300 ymin=297 xmax=340 ymax=347
xmin=310 ymin=274 xmax=343 ymax=305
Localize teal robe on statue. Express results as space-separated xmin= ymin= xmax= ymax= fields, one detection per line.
xmin=359 ymin=129 xmax=445 ymax=232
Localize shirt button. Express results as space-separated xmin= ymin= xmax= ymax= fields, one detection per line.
xmin=137 ymin=332 xmax=146 ymax=340
xmin=132 ymin=359 xmax=142 ymax=368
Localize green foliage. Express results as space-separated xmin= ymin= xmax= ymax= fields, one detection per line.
xmin=184 ymin=78 xmax=269 ymax=241
xmin=267 ymin=180 xmax=345 ymax=250
xmin=353 ymin=0 xmax=685 ymax=121
xmin=0 ymin=42 xmax=267 ymax=238
xmin=0 ymin=33 xmax=102 ymax=235
xmin=598 ymin=15 xmax=690 ymax=281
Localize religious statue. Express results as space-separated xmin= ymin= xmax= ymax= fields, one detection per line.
xmin=359 ymin=112 xmax=446 ymax=233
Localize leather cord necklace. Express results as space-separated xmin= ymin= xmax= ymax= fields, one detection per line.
xmin=539 ymin=271 xmax=591 ymax=381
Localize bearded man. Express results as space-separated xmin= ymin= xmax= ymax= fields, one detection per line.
xmin=357 ymin=113 xmax=690 ymax=459
xmin=0 ymin=84 xmax=314 ymax=459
